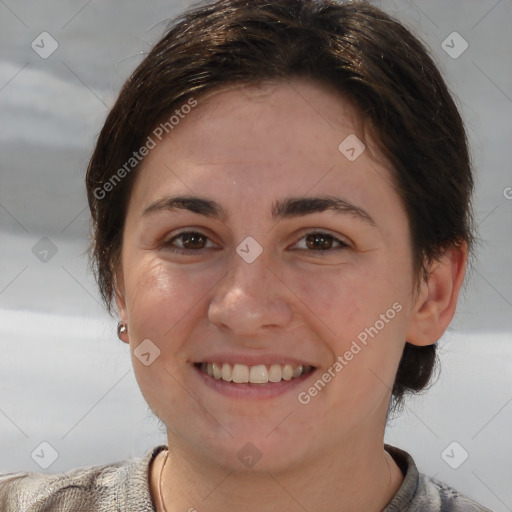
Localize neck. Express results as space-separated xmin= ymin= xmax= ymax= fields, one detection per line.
xmin=151 ymin=434 xmax=404 ymax=512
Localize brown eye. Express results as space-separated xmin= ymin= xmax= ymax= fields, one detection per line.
xmin=179 ymin=232 xmax=207 ymax=249
xmin=294 ymin=231 xmax=349 ymax=252
xmin=306 ymin=233 xmax=334 ymax=250
xmin=164 ymin=231 xmax=213 ymax=254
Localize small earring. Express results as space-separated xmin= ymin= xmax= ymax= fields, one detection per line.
xmin=117 ymin=321 xmax=128 ymax=339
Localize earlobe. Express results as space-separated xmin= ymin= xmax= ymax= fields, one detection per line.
xmin=114 ymin=271 xmax=130 ymax=344
xmin=406 ymin=243 xmax=468 ymax=347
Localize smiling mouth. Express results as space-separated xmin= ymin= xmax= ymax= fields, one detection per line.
xmin=195 ymin=362 xmax=316 ymax=384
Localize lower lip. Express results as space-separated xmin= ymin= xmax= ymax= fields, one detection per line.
xmin=192 ymin=364 xmax=317 ymax=399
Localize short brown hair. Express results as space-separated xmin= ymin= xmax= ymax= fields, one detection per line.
xmin=86 ymin=0 xmax=475 ymax=410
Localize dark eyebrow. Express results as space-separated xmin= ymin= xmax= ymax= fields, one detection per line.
xmin=143 ymin=195 xmax=226 ymax=220
xmin=143 ymin=195 xmax=376 ymax=226
xmin=271 ymin=195 xmax=376 ymax=226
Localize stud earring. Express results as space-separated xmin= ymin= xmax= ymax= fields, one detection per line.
xmin=117 ymin=321 xmax=128 ymax=339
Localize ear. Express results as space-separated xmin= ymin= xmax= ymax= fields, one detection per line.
xmin=114 ymin=269 xmax=130 ymax=345
xmin=406 ymin=243 xmax=468 ymax=346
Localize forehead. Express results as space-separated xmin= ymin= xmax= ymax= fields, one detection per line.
xmin=135 ymin=80 xmax=384 ymax=186
xmin=176 ymin=79 xmax=366 ymax=160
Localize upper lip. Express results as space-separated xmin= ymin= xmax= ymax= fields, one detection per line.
xmin=192 ymin=354 xmax=316 ymax=367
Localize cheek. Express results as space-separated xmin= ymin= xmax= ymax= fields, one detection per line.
xmin=288 ymin=260 xmax=403 ymax=341
xmin=124 ymin=257 xmax=221 ymax=341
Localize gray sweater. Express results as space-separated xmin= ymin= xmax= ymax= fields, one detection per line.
xmin=0 ymin=444 xmax=493 ymax=511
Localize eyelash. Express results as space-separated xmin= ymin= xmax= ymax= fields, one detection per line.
xmin=162 ymin=230 xmax=349 ymax=255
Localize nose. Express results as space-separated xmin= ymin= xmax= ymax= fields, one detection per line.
xmin=207 ymin=251 xmax=294 ymax=338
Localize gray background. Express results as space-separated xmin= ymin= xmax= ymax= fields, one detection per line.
xmin=0 ymin=0 xmax=511 ymax=510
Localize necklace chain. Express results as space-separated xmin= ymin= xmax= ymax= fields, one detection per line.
xmin=158 ymin=449 xmax=169 ymax=512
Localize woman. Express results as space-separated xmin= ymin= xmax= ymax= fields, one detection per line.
xmin=0 ymin=0 xmax=493 ymax=510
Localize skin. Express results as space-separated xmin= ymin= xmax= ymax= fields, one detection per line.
xmin=115 ymin=78 xmax=467 ymax=512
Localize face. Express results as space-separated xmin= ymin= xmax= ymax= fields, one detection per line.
xmin=116 ymin=78 xmax=419 ymax=472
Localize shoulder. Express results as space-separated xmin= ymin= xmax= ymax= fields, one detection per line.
xmin=415 ymin=473 xmax=494 ymax=512
xmin=385 ymin=444 xmax=494 ymax=512
xmin=0 ymin=445 xmax=166 ymax=512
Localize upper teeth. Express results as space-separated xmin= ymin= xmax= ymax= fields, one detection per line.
xmin=200 ymin=362 xmax=311 ymax=384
